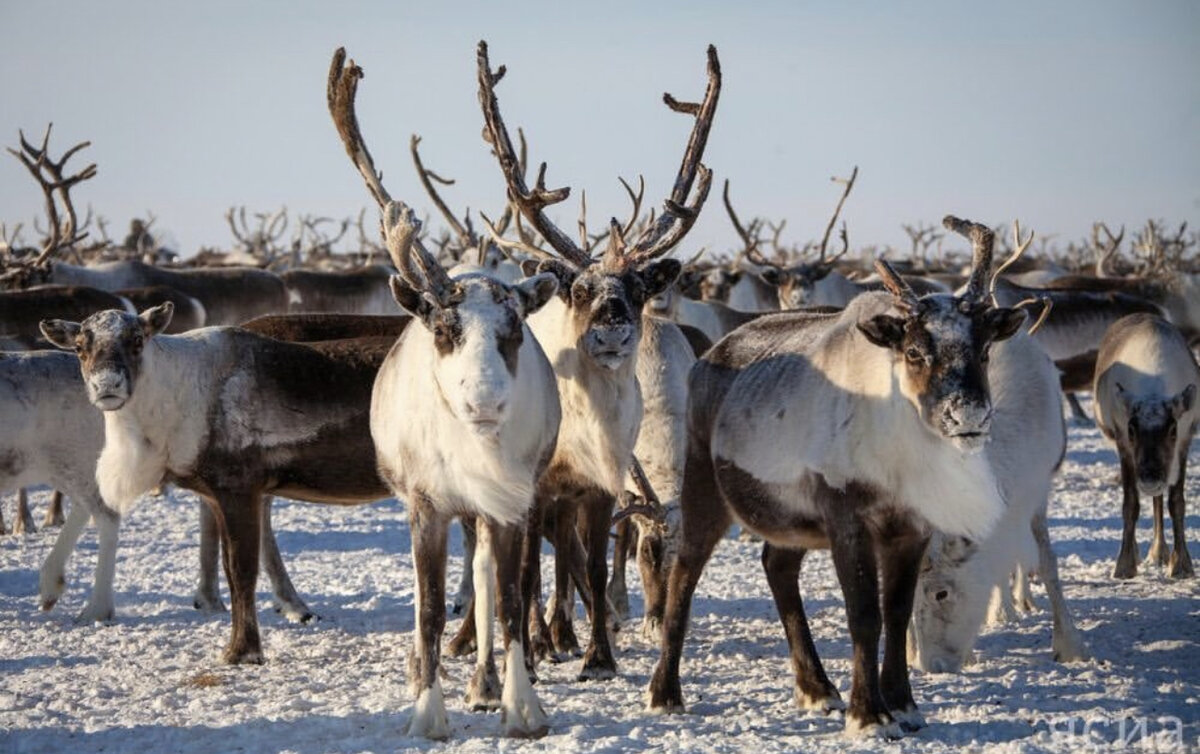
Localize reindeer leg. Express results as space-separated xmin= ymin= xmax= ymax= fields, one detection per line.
xmin=493 ymin=518 xmax=549 ymax=738
xmin=465 ymin=522 xmax=500 ymax=710
xmin=1032 ymin=511 xmax=1088 ymax=662
xmin=1167 ymin=447 xmax=1193 ymax=578
xmin=1146 ymin=495 xmax=1168 ymax=568
xmin=762 ymin=543 xmax=842 ymax=713
xmin=1013 ymin=560 xmax=1037 ymax=614
xmin=647 ymin=446 xmax=730 ymax=712
xmin=405 ymin=494 xmax=450 ymax=740
xmin=453 ymin=517 xmax=477 ymax=616
xmin=578 ymin=490 xmax=618 ymax=681
xmin=42 ymin=490 xmax=65 ymax=528
xmin=259 ymin=496 xmax=313 ymax=623
xmin=547 ymin=500 xmax=582 ymax=659
xmin=76 ymin=504 xmax=119 ymax=624
xmin=607 ymin=518 xmax=632 ymax=622
xmin=522 ymin=494 xmax=550 ymax=673
xmin=1113 ymin=452 xmax=1141 ymax=579
xmin=194 ymin=499 xmax=226 ymax=612
xmin=1065 ymin=393 xmax=1092 ymax=425
xmin=822 ymin=480 xmax=899 ymax=738
xmin=638 ymin=521 xmax=670 ymax=640
xmin=39 ymin=492 xmax=94 ymax=612
xmin=213 ymin=492 xmax=263 ymax=665
xmin=878 ymin=524 xmax=929 ymax=732
xmin=14 ymin=488 xmax=35 ymax=534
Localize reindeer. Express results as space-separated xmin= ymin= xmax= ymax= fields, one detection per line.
xmin=908 ymin=264 xmax=1089 ymax=671
xmin=280 ymin=264 xmax=396 ymax=315
xmin=648 ymin=216 xmax=1027 ymax=737
xmin=1094 ymin=313 xmax=1198 ymax=579
xmin=327 ymin=48 xmax=563 ymax=738
xmin=476 ymin=40 xmax=719 ymax=680
xmin=39 ymin=283 xmax=396 ymax=663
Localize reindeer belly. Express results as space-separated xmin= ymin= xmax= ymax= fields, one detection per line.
xmin=714 ymin=457 xmax=830 ymax=549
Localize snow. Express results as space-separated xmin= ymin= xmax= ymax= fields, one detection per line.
xmin=1 ymin=401 xmax=1197 ymax=753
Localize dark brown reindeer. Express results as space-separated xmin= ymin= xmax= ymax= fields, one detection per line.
xmin=40 ymin=292 xmax=393 ymax=665
xmin=648 ymin=216 xmax=1027 ymax=737
xmin=476 ymin=40 xmax=719 ymax=680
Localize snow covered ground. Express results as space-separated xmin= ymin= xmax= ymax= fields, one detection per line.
xmin=1 ymin=403 xmax=1197 ymax=753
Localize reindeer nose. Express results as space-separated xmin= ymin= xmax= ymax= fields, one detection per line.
xmin=593 ymin=325 xmax=633 ymax=349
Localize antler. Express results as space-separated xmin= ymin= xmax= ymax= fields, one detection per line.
xmin=1092 ymin=222 xmax=1124 ymax=278
xmin=989 ymin=219 xmax=1035 ymax=304
xmin=624 ymin=45 xmax=721 ymax=266
xmin=6 ymin=124 xmax=97 ymax=266
xmin=328 ymin=47 xmax=456 ymax=303
xmin=477 ymin=41 xmax=592 ymax=268
xmin=613 ymin=456 xmax=667 ymax=527
xmin=722 ymin=178 xmax=762 ymax=255
xmin=410 ymin=134 xmax=477 ymax=250
xmin=943 ymin=215 xmax=995 ymax=303
xmin=816 ymin=165 xmax=858 ymax=266
xmin=873 ymin=258 xmax=919 ymax=309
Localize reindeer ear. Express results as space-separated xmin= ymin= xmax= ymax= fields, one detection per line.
xmin=40 ymin=319 xmax=81 ymax=350
xmin=857 ymin=314 xmax=907 ymax=350
xmin=811 ymin=264 xmax=835 ymax=282
xmin=519 ymin=259 xmax=541 ymax=278
xmin=389 ymin=275 xmax=437 ymax=322
xmin=638 ymin=259 xmax=682 ymax=299
xmin=758 ymin=267 xmax=783 ymax=286
xmin=1174 ymin=384 xmax=1197 ymax=417
xmin=535 ymin=260 xmax=578 ymax=301
xmin=513 ymin=273 xmax=558 ymax=317
xmin=140 ymin=302 xmax=174 ymax=336
xmin=985 ymin=307 xmax=1026 ymax=342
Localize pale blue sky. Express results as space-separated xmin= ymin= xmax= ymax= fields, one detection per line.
xmin=1 ymin=1 xmax=1197 ymax=259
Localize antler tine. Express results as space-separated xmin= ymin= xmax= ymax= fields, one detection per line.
xmin=817 ymin=165 xmax=858 ymax=265
xmin=873 ymin=258 xmax=919 ymax=308
xmin=490 ymin=128 xmax=526 ymax=238
xmin=327 ymin=47 xmax=392 ymax=211
xmin=327 ymin=47 xmax=455 ymax=301
xmin=943 ymin=214 xmax=994 ymax=303
xmin=577 ymin=190 xmax=589 ymax=252
xmin=479 ymin=210 xmax=557 ymax=262
xmin=410 ymin=133 xmax=475 ymax=247
xmin=722 ymin=178 xmax=760 ymax=253
xmin=627 ymin=45 xmax=721 ymax=264
xmin=989 ymin=219 xmax=1035 ymax=304
xmin=613 ymin=456 xmax=667 ymax=526
xmin=477 ymin=41 xmax=591 ymax=268
xmin=618 ymin=175 xmax=646 ymax=239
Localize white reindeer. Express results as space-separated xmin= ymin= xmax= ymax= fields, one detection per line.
xmin=475 ymin=41 xmax=720 ymax=680
xmin=908 ymin=321 xmax=1089 ymax=672
xmin=329 ymin=48 xmax=561 ymax=738
xmin=648 ymin=217 xmax=1027 ymax=737
xmin=1094 ymin=313 xmax=1198 ymax=579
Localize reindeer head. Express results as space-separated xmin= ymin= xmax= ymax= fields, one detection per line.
xmin=908 ymin=532 xmax=983 ymax=674
xmin=857 ymin=217 xmax=1025 ymax=452
xmin=327 ymin=50 xmax=559 ymax=438
xmin=40 ymin=302 xmax=174 ymax=410
xmin=759 ymin=261 xmax=836 ymax=309
xmin=698 ymin=266 xmax=740 ymax=303
xmin=476 ymin=41 xmax=720 ymax=371
xmin=1116 ymin=382 xmax=1195 ymax=495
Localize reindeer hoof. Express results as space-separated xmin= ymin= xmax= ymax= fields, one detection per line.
xmin=578 ymin=646 xmax=617 ymax=681
xmin=891 ymin=706 xmax=926 ymax=732
xmin=74 ymin=602 xmax=115 ymax=624
xmin=222 ymin=647 xmax=265 ymax=665
xmin=40 ymin=594 xmax=59 ymax=612
xmin=407 ymin=681 xmax=450 ymax=740
xmin=844 ymin=710 xmax=902 ymax=739
xmin=1168 ymin=552 xmax=1194 ymax=579
xmin=796 ymin=688 xmax=845 ymax=714
xmin=1112 ymin=560 xmax=1137 ymax=579
xmin=193 ymin=592 xmax=227 ymax=614
xmin=465 ymin=667 xmax=502 ymax=711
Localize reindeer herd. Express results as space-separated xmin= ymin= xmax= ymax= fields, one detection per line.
xmin=2 ymin=41 xmax=1197 ymax=742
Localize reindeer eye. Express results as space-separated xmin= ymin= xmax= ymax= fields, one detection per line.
xmin=571 ymin=282 xmax=590 ymax=305
xmin=904 ymin=346 xmax=924 ymax=364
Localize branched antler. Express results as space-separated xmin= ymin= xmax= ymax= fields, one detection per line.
xmin=816 ymin=165 xmax=857 ymax=265
xmin=6 ymin=123 xmax=97 ymax=265
xmin=1092 ymin=222 xmax=1124 ymax=278
xmin=328 ymin=47 xmax=456 ymax=303
xmin=989 ymin=219 xmax=1035 ymax=303
xmin=943 ymin=215 xmax=995 ymax=303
